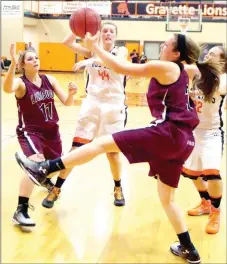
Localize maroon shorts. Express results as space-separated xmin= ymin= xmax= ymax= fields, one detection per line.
xmin=113 ymin=121 xmax=195 ymax=188
xmin=17 ymin=132 xmax=62 ymax=160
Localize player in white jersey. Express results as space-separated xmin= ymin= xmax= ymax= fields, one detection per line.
xmin=41 ymin=22 xmax=128 ymax=208
xmin=182 ymin=46 xmax=227 ymax=234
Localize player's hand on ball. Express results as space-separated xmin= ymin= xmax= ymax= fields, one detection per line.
xmin=85 ymin=32 xmax=100 ymax=50
xmin=68 ymin=82 xmax=78 ymax=95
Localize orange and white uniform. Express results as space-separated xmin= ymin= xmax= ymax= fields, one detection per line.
xmin=73 ymin=47 xmax=127 ymax=146
xmin=182 ymin=73 xmax=227 ymax=179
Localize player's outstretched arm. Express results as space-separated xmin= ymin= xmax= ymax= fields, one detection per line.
xmin=63 ymin=33 xmax=92 ymax=58
xmin=46 ymin=75 xmax=78 ymax=106
xmin=3 ymin=44 xmax=24 ymax=95
xmin=85 ymin=33 xmax=179 ymax=85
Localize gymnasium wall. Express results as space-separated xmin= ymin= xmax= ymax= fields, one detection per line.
xmin=26 ymin=19 xmax=227 ymax=48
xmin=1 ymin=1 xmax=24 ymax=57
xmin=2 ymin=13 xmax=226 ymax=70
xmin=23 ymin=17 xmax=39 ymax=53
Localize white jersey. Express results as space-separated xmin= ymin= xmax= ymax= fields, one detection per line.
xmin=193 ymin=73 xmax=227 ymax=130
xmin=86 ymin=47 xmax=126 ymax=103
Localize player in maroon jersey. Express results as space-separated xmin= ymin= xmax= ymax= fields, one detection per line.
xmin=15 ymin=33 xmax=221 ymax=263
xmin=3 ymin=44 xmax=78 ymax=228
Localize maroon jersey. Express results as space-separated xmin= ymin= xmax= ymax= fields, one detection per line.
xmin=113 ymin=63 xmax=200 ymax=187
xmin=16 ymin=75 xmax=60 ymax=138
xmin=147 ymin=63 xmax=199 ymax=129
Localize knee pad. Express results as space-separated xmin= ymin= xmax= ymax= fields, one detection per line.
xmin=203 ymin=175 xmax=222 ymax=181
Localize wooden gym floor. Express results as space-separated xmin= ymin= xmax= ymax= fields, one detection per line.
xmin=1 ymin=72 xmax=226 ymax=263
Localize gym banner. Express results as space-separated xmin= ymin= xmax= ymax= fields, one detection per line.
xmin=111 ymin=2 xmax=227 ymax=18
xmin=2 ymin=1 xmax=23 ymax=17
xmin=62 ymin=1 xmax=111 ymax=15
xmin=111 ymin=2 xmax=136 ymax=16
xmin=39 ymin=1 xmax=62 ymax=14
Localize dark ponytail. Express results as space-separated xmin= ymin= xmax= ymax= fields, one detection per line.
xmin=194 ymin=60 xmax=221 ymax=102
xmin=174 ymin=34 xmax=222 ymax=103
xmin=217 ymin=46 xmax=227 ymax=74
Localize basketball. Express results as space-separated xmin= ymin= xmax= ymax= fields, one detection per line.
xmin=69 ymin=8 xmax=101 ymax=39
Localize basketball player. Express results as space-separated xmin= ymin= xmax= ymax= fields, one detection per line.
xmin=182 ymin=46 xmax=227 ymax=234
xmin=42 ymin=22 xmax=128 ymax=209
xmin=15 ymin=33 xmax=222 ymax=263
xmin=3 ymin=44 xmax=78 ymax=227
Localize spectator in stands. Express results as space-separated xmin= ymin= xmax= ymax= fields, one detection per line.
xmin=25 ymin=42 xmax=35 ymax=52
xmin=1 ymin=57 xmax=11 ymax=70
xmin=130 ymin=49 xmax=139 ymax=63
xmin=1 ymin=58 xmax=6 ymax=70
xmin=139 ymin=52 xmax=148 ymax=64
xmin=28 ymin=42 xmax=36 ymax=52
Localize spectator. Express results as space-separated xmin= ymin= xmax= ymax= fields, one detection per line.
xmin=1 ymin=57 xmax=11 ymax=70
xmin=28 ymin=42 xmax=36 ymax=52
xmin=1 ymin=58 xmax=6 ymax=70
xmin=139 ymin=52 xmax=148 ymax=64
xmin=25 ymin=42 xmax=36 ymax=52
xmin=130 ymin=49 xmax=139 ymax=63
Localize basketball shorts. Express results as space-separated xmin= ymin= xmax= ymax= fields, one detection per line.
xmin=182 ymin=128 xmax=224 ymax=180
xmin=113 ymin=120 xmax=195 ymax=188
xmin=17 ymin=131 xmax=62 ymax=159
xmin=73 ymin=96 xmax=127 ymax=146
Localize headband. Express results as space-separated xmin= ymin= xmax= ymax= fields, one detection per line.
xmin=177 ymin=34 xmax=187 ymax=61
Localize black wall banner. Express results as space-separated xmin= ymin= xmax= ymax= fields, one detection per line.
xmin=111 ymin=2 xmax=227 ymax=18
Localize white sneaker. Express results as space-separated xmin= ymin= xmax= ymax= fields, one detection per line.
xmin=12 ymin=203 xmax=36 ymax=227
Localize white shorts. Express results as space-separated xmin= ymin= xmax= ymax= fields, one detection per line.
xmin=182 ymin=128 xmax=224 ymax=180
xmin=73 ymin=96 xmax=127 ymax=146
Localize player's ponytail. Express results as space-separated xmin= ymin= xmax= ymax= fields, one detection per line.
xmin=17 ymin=51 xmax=27 ymax=74
xmin=194 ymin=60 xmax=221 ymax=102
xmin=217 ymin=46 xmax=227 ymax=74
xmin=174 ymin=34 xmax=222 ymax=102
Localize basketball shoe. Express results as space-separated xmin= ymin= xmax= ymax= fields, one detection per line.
xmin=187 ymin=198 xmax=211 ymax=216
xmin=170 ymin=242 xmax=201 ymax=264
xmin=42 ymin=187 xmax=61 ymax=208
xmin=114 ymin=186 xmax=125 ymax=206
xmin=205 ymin=206 xmax=221 ymax=234
xmin=42 ymin=178 xmax=54 ymax=192
xmin=15 ymin=152 xmax=49 ymax=186
xmin=12 ymin=203 xmax=35 ymax=227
